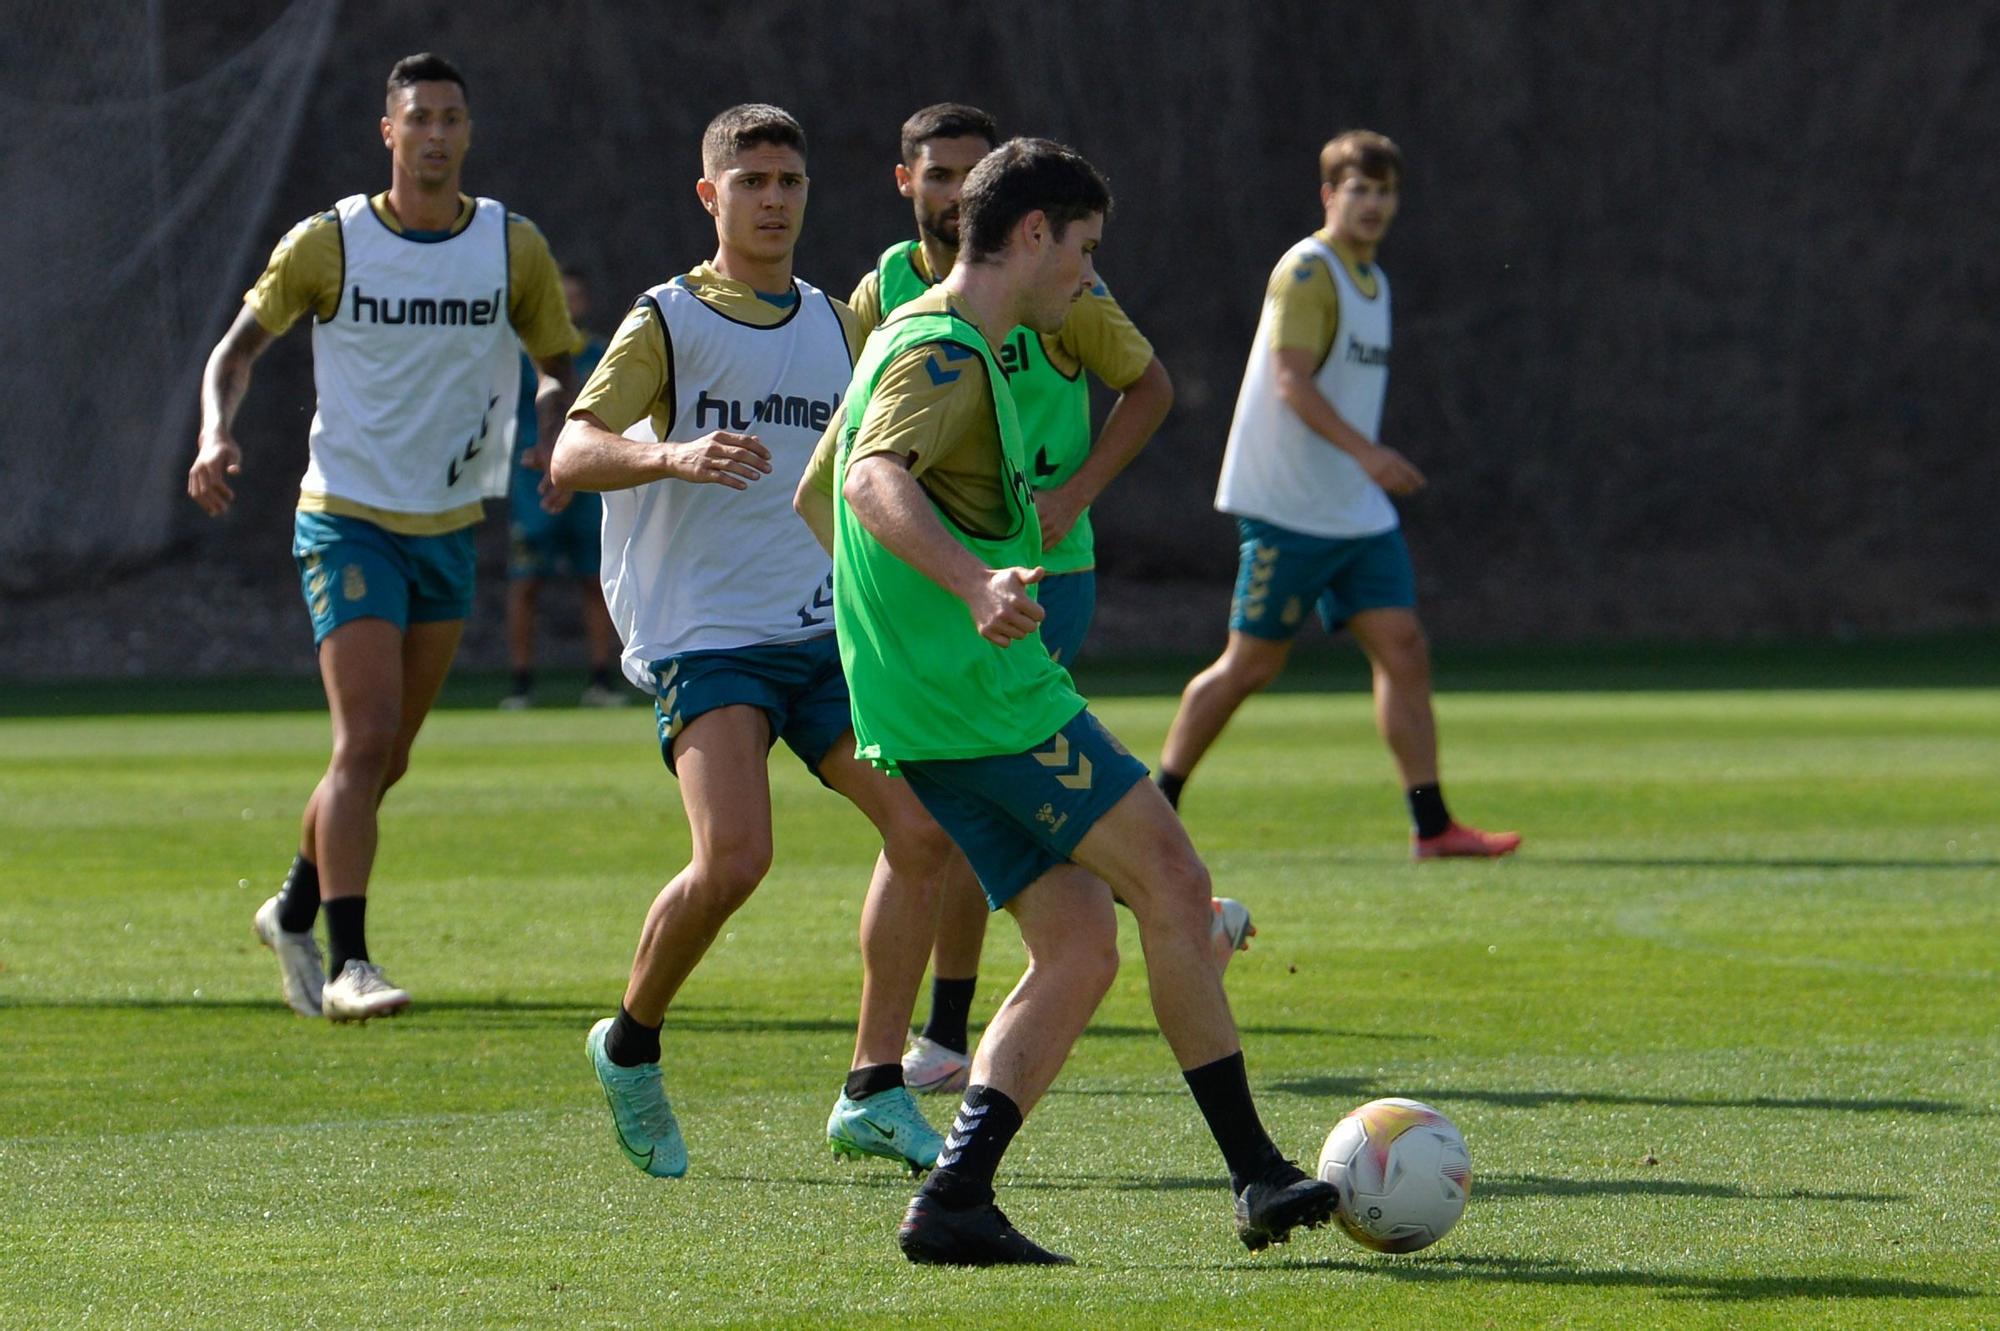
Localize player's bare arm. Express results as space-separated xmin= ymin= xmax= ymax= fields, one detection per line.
xmin=188 ymin=305 xmax=277 ymax=517
xmin=843 ymin=453 xmax=1044 ymax=646
xmin=551 ymin=411 xmax=770 ymax=493
xmin=1271 ymin=345 xmax=1425 ymax=495
xmin=1035 ymin=354 xmax=1173 ymax=548
xmin=523 ymin=352 xmax=579 ymax=513
xmin=793 ymin=424 xmax=838 ymax=553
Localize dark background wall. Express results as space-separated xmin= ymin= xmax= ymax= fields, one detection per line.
xmin=14 ymin=0 xmax=2000 ymax=674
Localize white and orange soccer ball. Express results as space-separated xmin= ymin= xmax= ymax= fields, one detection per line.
xmin=1316 ymin=1097 xmax=1472 ymax=1252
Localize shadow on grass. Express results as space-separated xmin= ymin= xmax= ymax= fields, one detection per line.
xmin=1227 ymin=1252 xmax=1985 ymax=1302
xmin=743 ymin=1171 xmax=1229 ymax=1195
xmin=1076 ymin=1022 xmax=1411 ymax=1041
xmin=1473 ymin=1173 xmax=1902 ymax=1203
xmin=1265 ymin=1075 xmax=1968 ymax=1115
xmin=1539 ymin=856 xmax=2000 ymax=872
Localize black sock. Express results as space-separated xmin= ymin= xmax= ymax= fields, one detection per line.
xmin=919 ymin=976 xmax=977 ymax=1054
xmin=275 ymin=854 xmax=320 ymax=933
xmin=511 ymin=669 xmax=534 ymax=696
xmin=323 ymin=896 xmax=369 ymax=980
xmin=604 ymin=1005 xmax=662 ymax=1067
xmin=1183 ymin=1051 xmax=1285 ymax=1192
xmin=844 ymin=1062 xmax=904 ymax=1100
xmin=1407 ymin=783 xmax=1452 ymax=839
xmin=590 ymin=665 xmax=616 ymax=689
xmin=1157 ymin=770 xmax=1187 ymax=810
xmin=920 ymin=1084 xmax=1023 ymax=1210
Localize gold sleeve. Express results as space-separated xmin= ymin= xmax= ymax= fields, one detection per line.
xmin=242 ymin=212 xmax=342 ymax=335
xmin=1053 ymin=283 xmax=1156 ymax=389
xmin=568 ymin=301 xmax=672 ymax=435
xmin=847 ymin=269 xmax=885 ymax=342
xmin=506 ymin=215 xmax=583 ymax=361
xmin=802 ymin=413 xmax=842 ymax=499
xmin=1266 ymin=252 xmax=1340 ymax=365
xmin=848 ymin=344 xmax=1010 ymax=536
xmin=828 ymin=296 xmax=866 ymax=361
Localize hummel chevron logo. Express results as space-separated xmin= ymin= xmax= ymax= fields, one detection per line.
xmin=924 ymin=353 xmax=962 ymax=387
xmin=446 ymin=394 xmax=503 ymax=486
xmin=943 ymin=1102 xmax=989 ymax=1158
xmin=795 ymin=574 xmax=834 ymax=627
xmin=1031 ymin=734 xmax=1094 ymax=790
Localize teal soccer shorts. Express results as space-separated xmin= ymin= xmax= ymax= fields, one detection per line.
xmin=901 ymin=708 xmax=1149 ymax=909
xmin=1229 ymin=517 xmax=1416 ymax=639
xmin=648 ymin=634 xmax=852 ymax=782
xmin=1035 ymin=570 xmax=1096 ymax=668
xmin=293 ymin=510 xmax=477 ymax=645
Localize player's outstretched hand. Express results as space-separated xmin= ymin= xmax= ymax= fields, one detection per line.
xmin=188 ymin=433 xmax=242 ymax=516
xmin=1360 ymin=443 xmax=1427 ymax=496
xmin=666 ymin=431 xmax=771 ymax=489
xmin=970 ymin=566 xmax=1047 ymax=646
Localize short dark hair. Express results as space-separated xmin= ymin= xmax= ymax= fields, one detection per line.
xmin=899 ymin=103 xmax=1001 ymax=165
xmin=958 ymin=138 xmax=1111 ymax=262
xmin=385 ymin=53 xmax=467 ymax=107
xmin=701 ymin=103 xmax=807 ymax=177
xmin=1320 ymin=130 xmax=1402 ymax=188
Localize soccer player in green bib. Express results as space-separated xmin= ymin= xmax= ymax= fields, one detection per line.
xmin=847 ymin=104 xmax=1249 ymax=1099
xmin=797 ymin=139 xmax=1333 ymax=1266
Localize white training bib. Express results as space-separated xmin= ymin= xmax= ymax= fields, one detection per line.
xmin=600 ymin=276 xmax=852 ymax=689
xmin=302 ymin=194 xmax=518 ymax=511
xmin=1215 ymin=237 xmax=1397 ymax=539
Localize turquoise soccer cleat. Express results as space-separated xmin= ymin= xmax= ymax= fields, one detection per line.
xmin=827 ymin=1085 xmax=943 ymax=1176
xmin=586 ymin=1017 xmax=687 ymax=1178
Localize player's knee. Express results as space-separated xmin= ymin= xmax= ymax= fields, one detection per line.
xmin=1374 ymin=624 xmax=1431 ymax=683
xmin=379 ymin=746 xmax=413 ymax=792
xmin=1158 ymin=846 xmax=1216 ymax=926
xmin=692 ymin=841 xmax=772 ymax=910
xmin=1223 ymin=646 xmax=1285 ymax=695
xmin=883 ymin=808 xmax=955 ymax=878
xmin=1042 ymin=912 xmax=1119 ymax=995
xmin=331 ymin=722 xmax=398 ymax=781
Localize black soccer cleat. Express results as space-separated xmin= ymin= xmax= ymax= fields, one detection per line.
xmin=1234 ymin=1163 xmax=1338 ymax=1251
xmin=897 ymin=1193 xmax=1075 ymax=1266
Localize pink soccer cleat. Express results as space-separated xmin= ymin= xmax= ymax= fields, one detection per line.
xmin=1413 ymin=822 xmax=1522 ymax=861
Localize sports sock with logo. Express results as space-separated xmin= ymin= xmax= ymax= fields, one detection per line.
xmin=323 ymin=896 xmax=369 ymax=980
xmin=1183 ymin=1051 xmax=1286 ymax=1192
xmin=1156 ymin=770 xmax=1187 ymax=810
xmin=604 ymin=1005 xmax=662 ymax=1067
xmin=919 ymin=1083 xmax=1023 ymax=1210
xmin=1406 ymin=784 xmax=1451 ymax=839
xmin=919 ymin=977 xmax=976 ymax=1054
xmin=275 ymin=853 xmax=320 ymax=933
xmin=844 ymin=1062 xmax=904 ymax=1100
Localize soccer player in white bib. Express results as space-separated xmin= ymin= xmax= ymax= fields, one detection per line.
xmin=187 ymin=54 xmax=580 ymax=1022
xmin=1157 ymin=131 xmax=1520 ymax=860
xmin=551 ymin=105 xmax=954 ymax=1180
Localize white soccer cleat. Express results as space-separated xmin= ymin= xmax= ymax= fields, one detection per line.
xmin=1211 ymin=897 xmax=1256 ymax=973
xmin=901 ymin=1034 xmax=971 ymax=1095
xmin=579 ymin=682 xmax=630 ymax=708
xmin=252 ymin=895 xmax=325 ymax=1018
xmin=321 ymin=960 xmax=411 ymax=1023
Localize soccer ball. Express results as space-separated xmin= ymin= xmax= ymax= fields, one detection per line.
xmin=1316 ymin=1097 xmax=1471 ymax=1252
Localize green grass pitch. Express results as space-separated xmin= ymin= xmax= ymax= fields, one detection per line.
xmin=2 ymin=648 xmax=1996 ymax=1329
